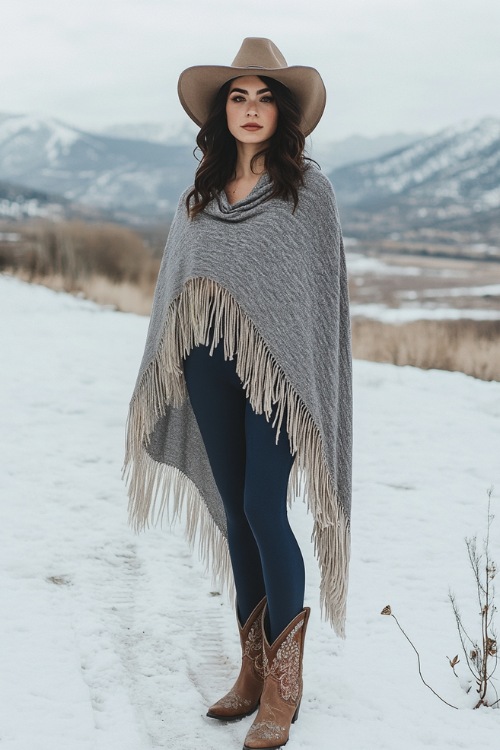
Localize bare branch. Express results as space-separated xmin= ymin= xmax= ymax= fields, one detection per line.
xmin=383 ymin=609 xmax=458 ymax=710
xmin=449 ymin=591 xmax=480 ymax=680
xmin=449 ymin=487 xmax=498 ymax=708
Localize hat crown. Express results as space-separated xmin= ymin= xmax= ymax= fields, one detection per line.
xmin=231 ymin=37 xmax=288 ymax=70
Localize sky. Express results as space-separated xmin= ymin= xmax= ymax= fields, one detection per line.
xmin=3 ymin=0 xmax=500 ymax=143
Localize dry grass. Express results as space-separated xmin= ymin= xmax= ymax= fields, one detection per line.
xmin=0 ymin=219 xmax=160 ymax=288
xmin=11 ymin=269 xmax=500 ymax=382
xmin=3 ymin=219 xmax=500 ymax=381
xmin=13 ymin=270 xmax=155 ymax=315
xmin=79 ymin=276 xmax=154 ymax=315
xmin=1 ymin=219 xmax=160 ymax=314
xmin=352 ymin=318 xmax=500 ymax=381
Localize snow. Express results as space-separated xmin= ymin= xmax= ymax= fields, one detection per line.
xmin=417 ymin=283 xmax=500 ymax=298
xmin=347 ymin=253 xmax=422 ymax=276
xmin=100 ymin=120 xmax=199 ymax=146
xmin=353 ymin=117 xmax=500 ymax=210
xmin=350 ymin=302 xmax=500 ymax=322
xmin=1 ymin=273 xmax=499 ymax=750
xmin=369 ymin=117 xmax=500 ymax=184
xmin=483 ymin=187 xmax=500 ymax=208
xmin=346 ymin=253 xmax=500 ymax=321
xmin=0 ymin=113 xmax=47 ymax=140
xmin=0 ymin=198 xmax=63 ymax=220
xmin=0 ymin=114 xmax=81 ymax=167
xmin=44 ymin=121 xmax=81 ymax=162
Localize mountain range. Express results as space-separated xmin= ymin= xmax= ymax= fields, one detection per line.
xmin=101 ymin=119 xmax=425 ymax=171
xmin=332 ymin=117 xmax=500 ymax=242
xmin=0 ymin=113 xmax=195 ymax=219
xmin=0 ymin=112 xmax=498 ymax=248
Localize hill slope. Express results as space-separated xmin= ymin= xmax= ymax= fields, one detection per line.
xmin=331 ymin=117 xmax=500 ymax=239
xmin=0 ymin=114 xmax=196 ymax=217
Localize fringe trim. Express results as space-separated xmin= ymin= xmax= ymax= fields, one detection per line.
xmin=123 ymin=452 xmax=235 ymax=602
xmin=122 ymin=276 xmax=350 ymax=638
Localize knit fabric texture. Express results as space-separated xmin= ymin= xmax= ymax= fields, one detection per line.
xmin=122 ymin=162 xmax=353 ymax=637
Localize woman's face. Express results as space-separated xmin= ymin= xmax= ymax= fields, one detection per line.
xmin=225 ymin=75 xmax=279 ymax=146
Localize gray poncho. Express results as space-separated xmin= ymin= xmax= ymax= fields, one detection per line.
xmin=123 ymin=162 xmax=352 ymax=637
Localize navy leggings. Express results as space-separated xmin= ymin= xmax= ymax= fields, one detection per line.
xmin=182 ymin=326 xmax=305 ymax=643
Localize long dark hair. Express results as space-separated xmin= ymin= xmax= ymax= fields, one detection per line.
xmin=185 ymin=75 xmax=316 ymax=219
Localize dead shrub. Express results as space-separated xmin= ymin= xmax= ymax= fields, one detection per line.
xmin=352 ymin=318 xmax=500 ymax=381
xmin=0 ymin=220 xmax=156 ymax=288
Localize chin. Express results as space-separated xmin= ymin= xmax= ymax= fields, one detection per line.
xmin=234 ymin=132 xmax=271 ymax=145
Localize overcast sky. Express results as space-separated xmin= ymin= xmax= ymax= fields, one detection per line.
xmin=3 ymin=0 xmax=500 ymax=143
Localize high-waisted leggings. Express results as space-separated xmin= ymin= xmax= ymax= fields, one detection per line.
xmin=182 ymin=326 xmax=305 ymax=643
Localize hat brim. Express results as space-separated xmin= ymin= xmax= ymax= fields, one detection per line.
xmin=177 ymin=64 xmax=326 ymax=137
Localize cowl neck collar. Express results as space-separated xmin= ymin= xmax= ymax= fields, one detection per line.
xmin=203 ymin=170 xmax=274 ymax=223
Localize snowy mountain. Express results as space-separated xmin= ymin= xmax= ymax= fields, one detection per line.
xmin=331 ymin=117 xmax=500 ymax=236
xmin=0 ymin=179 xmax=129 ymax=223
xmin=0 ymin=114 xmax=197 ymax=218
xmin=0 ymin=179 xmax=110 ymax=222
xmin=101 ymin=119 xmax=199 ymax=146
xmin=1 ymin=113 xmax=499 ymax=235
xmin=101 ymin=119 xmax=425 ymax=170
xmin=312 ymin=131 xmax=426 ymax=171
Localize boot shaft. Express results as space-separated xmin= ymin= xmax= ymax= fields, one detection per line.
xmin=243 ymin=606 xmax=311 ymax=750
xmin=262 ymin=606 xmax=311 ymax=703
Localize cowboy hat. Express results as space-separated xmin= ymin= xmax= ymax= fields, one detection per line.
xmin=177 ymin=37 xmax=326 ymax=137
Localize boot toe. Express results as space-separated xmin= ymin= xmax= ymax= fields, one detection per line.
xmin=243 ymin=720 xmax=289 ymax=748
xmin=207 ymin=689 xmax=258 ymax=721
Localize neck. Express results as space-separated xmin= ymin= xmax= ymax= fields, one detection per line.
xmin=232 ymin=141 xmax=269 ymax=180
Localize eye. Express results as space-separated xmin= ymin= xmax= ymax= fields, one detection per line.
xmin=261 ymin=96 xmax=275 ymax=103
xmin=230 ymin=95 xmax=244 ymax=102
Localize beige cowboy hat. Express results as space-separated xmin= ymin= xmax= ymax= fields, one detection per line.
xmin=177 ymin=37 xmax=326 ymax=137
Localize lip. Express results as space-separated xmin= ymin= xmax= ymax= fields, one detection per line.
xmin=242 ymin=124 xmax=263 ymax=130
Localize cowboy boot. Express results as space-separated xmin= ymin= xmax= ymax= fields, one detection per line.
xmin=207 ymin=596 xmax=267 ymax=721
xmin=243 ymin=605 xmax=311 ymax=750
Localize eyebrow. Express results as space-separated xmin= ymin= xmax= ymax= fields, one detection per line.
xmin=229 ymin=87 xmax=271 ymax=95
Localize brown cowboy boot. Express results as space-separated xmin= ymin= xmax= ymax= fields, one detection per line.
xmin=207 ymin=596 xmax=266 ymax=721
xmin=243 ymin=605 xmax=311 ymax=750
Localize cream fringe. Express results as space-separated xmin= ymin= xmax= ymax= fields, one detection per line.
xmin=122 ymin=276 xmax=350 ymax=638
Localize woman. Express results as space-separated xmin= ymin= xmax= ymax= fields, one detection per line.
xmin=123 ymin=38 xmax=352 ymax=750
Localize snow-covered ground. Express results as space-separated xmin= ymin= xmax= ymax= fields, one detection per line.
xmin=1 ymin=273 xmax=499 ymax=750
xmin=349 ymin=301 xmax=500 ymax=322
xmin=347 ymin=252 xmax=500 ymax=321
